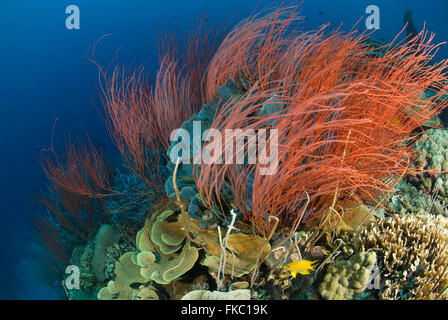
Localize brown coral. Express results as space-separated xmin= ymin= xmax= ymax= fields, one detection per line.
xmin=342 ymin=215 xmax=448 ymax=299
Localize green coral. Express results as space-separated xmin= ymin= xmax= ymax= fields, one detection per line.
xmin=136 ymin=217 xmax=199 ymax=284
xmin=98 ymin=199 xmax=200 ymax=299
xmin=150 ymin=209 xmax=185 ymax=254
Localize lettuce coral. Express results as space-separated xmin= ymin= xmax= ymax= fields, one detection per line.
xmin=97 ymin=252 xmax=159 ymax=300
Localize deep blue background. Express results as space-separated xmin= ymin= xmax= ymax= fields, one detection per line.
xmin=1 ymin=0 xmax=447 ymax=299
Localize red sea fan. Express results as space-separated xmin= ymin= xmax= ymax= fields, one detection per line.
xmin=195 ymin=8 xmax=448 ymax=236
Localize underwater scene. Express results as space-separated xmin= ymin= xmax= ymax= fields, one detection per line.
xmin=4 ymin=0 xmax=448 ymax=302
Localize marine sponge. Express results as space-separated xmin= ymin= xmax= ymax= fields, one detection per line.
xmin=319 ymin=251 xmax=377 ymax=300
xmin=164 ymin=78 xmax=243 ymax=204
xmin=343 ymin=215 xmax=448 ymax=299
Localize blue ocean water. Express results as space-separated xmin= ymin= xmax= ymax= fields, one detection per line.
xmin=0 ymin=0 xmax=447 ymax=299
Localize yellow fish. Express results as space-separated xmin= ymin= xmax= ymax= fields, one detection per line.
xmin=284 ymin=260 xmax=318 ymax=278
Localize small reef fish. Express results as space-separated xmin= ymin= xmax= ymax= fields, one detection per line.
xmin=284 ymin=260 xmax=318 ymax=278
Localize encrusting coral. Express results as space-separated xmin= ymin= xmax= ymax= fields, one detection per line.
xmin=319 ymin=251 xmax=377 ymax=300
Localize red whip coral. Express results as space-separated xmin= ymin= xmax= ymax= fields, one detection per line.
xmin=42 ymin=139 xmax=114 ymax=199
xmin=91 ymin=23 xmax=222 ymax=195
xmin=195 ymin=8 xmax=448 ymax=236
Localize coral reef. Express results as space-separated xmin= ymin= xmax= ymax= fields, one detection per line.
xmin=195 ymin=17 xmax=448 ymax=236
xmin=33 ymin=4 xmax=448 ymax=301
xmin=341 ymin=215 xmax=448 ymax=299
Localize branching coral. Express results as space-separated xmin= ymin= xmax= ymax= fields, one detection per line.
xmin=341 ymin=215 xmax=448 ymax=299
